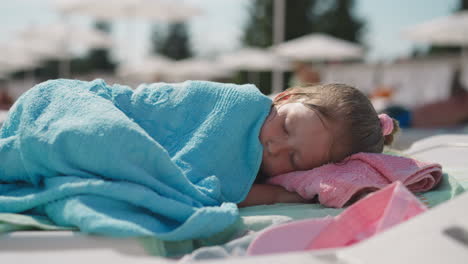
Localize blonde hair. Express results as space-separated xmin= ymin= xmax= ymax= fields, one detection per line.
xmin=273 ymin=83 xmax=399 ymax=164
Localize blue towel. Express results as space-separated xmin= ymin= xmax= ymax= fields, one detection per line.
xmin=0 ymin=79 xmax=271 ymax=240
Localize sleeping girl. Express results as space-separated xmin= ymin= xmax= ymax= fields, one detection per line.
xmin=0 ymin=79 xmax=398 ymax=239
xmin=241 ymin=83 xmax=399 ymax=207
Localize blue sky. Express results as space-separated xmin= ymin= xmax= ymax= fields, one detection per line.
xmin=0 ymin=0 xmax=461 ymax=62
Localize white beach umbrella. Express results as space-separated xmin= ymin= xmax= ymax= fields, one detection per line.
xmin=4 ymin=38 xmax=62 ymax=60
xmin=218 ymin=47 xmax=291 ymax=87
xmin=0 ymin=58 xmax=38 ymax=75
xmin=18 ymin=23 xmax=112 ymax=52
xmin=165 ymin=58 xmax=233 ymax=81
xmin=218 ymin=47 xmax=291 ymax=71
xmin=402 ymin=11 xmax=468 ymax=86
xmin=54 ymin=0 xmax=202 ymax=23
xmin=0 ymin=43 xmax=41 ymax=73
xmin=0 ymin=43 xmax=43 ymax=88
xmin=402 ymin=11 xmax=468 ymax=46
xmin=117 ymin=54 xmax=174 ymax=81
xmin=16 ymin=23 xmax=113 ymax=77
xmin=54 ymin=0 xmax=201 ymax=64
xmin=272 ymin=33 xmax=364 ymax=61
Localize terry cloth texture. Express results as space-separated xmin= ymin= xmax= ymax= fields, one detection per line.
xmin=0 ymin=79 xmax=271 ymax=240
xmin=247 ymin=182 xmax=427 ymax=255
xmin=0 ymin=172 xmax=463 ymax=257
xmin=268 ymin=152 xmax=442 ymax=208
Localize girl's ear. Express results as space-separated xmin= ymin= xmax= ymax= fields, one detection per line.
xmin=274 ymin=91 xmax=291 ymax=102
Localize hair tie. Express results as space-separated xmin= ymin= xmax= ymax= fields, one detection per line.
xmin=274 ymin=91 xmax=291 ymax=102
xmin=378 ymin=114 xmax=394 ymax=136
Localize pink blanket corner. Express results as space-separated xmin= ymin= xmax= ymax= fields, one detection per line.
xmin=247 ymin=182 xmax=427 ymax=255
xmin=268 ymin=152 xmax=442 ymax=208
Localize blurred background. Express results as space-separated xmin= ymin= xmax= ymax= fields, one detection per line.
xmin=1 ymin=0 xmax=468 ymax=148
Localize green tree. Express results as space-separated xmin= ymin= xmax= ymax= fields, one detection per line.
xmin=82 ymin=21 xmax=116 ymax=72
xmin=243 ymin=0 xmax=274 ymax=47
xmin=151 ymin=23 xmax=193 ymax=60
xmin=26 ymin=21 xmax=116 ymax=81
xmin=285 ymin=0 xmax=319 ymax=40
xmin=243 ymin=0 xmax=322 ymax=47
xmin=244 ymin=0 xmax=364 ymax=47
xmin=241 ymin=0 xmax=365 ymax=94
xmin=312 ymin=0 xmax=364 ymax=43
xmin=460 ymin=0 xmax=468 ymax=10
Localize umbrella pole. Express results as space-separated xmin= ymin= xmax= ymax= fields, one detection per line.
xmin=271 ymin=0 xmax=285 ymax=93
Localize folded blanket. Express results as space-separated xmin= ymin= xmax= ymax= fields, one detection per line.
xmin=0 ymin=79 xmax=271 ymax=240
xmin=268 ymin=152 xmax=442 ymax=208
xmin=247 ymin=182 xmax=427 ymax=255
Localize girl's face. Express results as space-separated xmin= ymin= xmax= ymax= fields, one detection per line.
xmin=259 ymin=102 xmax=333 ymax=178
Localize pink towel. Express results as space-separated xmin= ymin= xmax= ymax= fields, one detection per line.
xmin=247 ymin=182 xmax=427 ymax=255
xmin=268 ymin=152 xmax=442 ymax=208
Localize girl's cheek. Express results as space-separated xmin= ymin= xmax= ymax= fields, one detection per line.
xmin=269 ymin=158 xmax=291 ymax=177
xmin=261 ymin=119 xmax=277 ymax=140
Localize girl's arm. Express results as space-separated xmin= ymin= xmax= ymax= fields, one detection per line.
xmin=238 ymin=184 xmax=307 ymax=208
